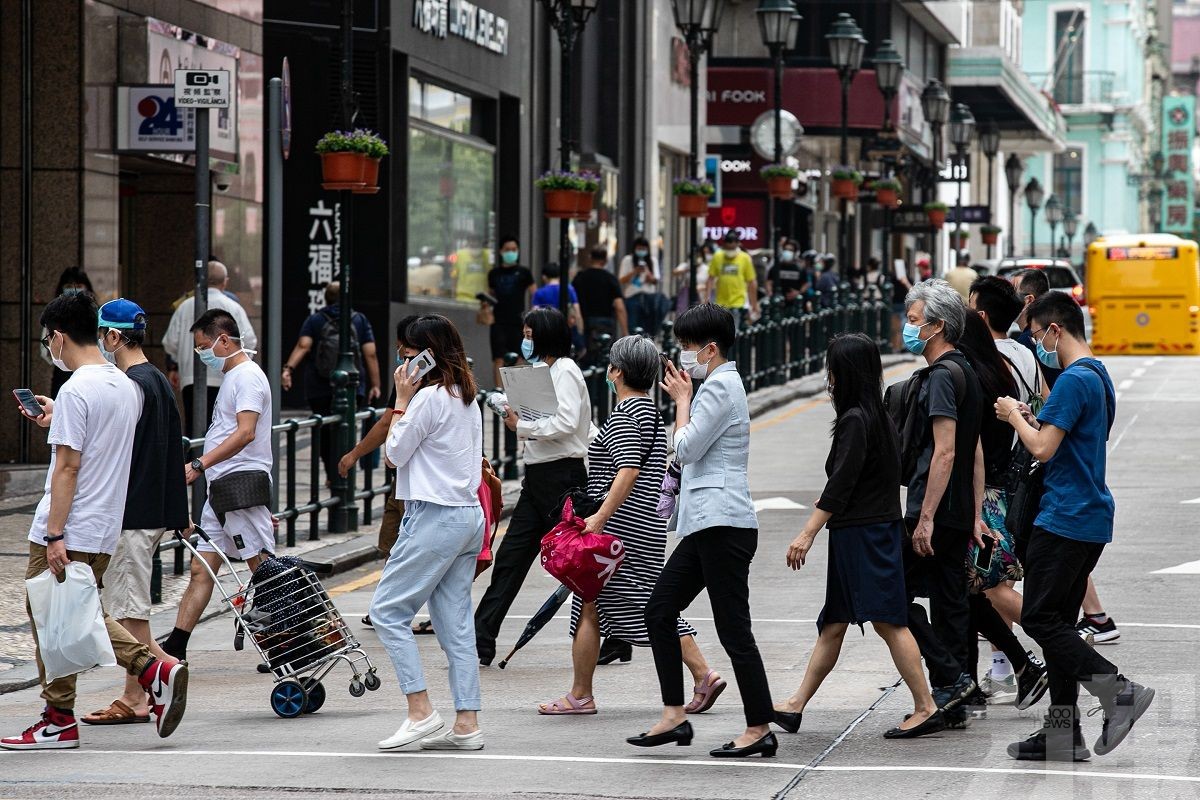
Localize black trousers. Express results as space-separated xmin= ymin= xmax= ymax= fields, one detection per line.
xmin=645 ymin=527 xmax=773 ymax=727
xmin=903 ymin=521 xmax=972 ymax=688
xmin=181 ymin=384 xmax=221 ymax=437
xmin=473 ymin=458 xmax=587 ymax=649
xmin=968 ymin=593 xmax=1030 ymax=683
xmin=1021 ymin=527 xmax=1119 ymax=708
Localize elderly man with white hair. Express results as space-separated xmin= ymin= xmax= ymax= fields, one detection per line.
xmin=163 ymin=260 xmax=258 ymax=434
xmin=898 ymin=278 xmax=988 ymax=729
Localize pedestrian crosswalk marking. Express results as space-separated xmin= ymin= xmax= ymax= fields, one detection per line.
xmin=753 ymin=497 xmax=807 ymax=512
xmin=1152 ymin=559 xmax=1200 ymax=574
xmin=1182 ymin=497 xmax=1200 ymax=504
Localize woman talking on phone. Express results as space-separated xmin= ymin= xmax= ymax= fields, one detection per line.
xmin=372 ymin=315 xmax=486 ymax=752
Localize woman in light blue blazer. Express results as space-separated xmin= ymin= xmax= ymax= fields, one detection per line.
xmin=626 ymin=303 xmax=775 ymax=759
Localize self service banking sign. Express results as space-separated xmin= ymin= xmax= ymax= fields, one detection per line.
xmin=413 ymin=0 xmax=510 ymax=55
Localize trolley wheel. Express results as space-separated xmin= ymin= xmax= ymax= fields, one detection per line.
xmin=302 ymin=679 xmax=326 ymax=714
xmin=270 ymin=680 xmax=308 ymax=718
xmin=349 ymin=679 xmax=366 ymax=698
xmin=363 ymin=671 xmax=381 ymax=692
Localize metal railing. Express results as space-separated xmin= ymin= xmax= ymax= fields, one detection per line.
xmin=150 ymin=285 xmax=891 ymax=600
xmin=1027 ymin=70 xmax=1118 ymax=107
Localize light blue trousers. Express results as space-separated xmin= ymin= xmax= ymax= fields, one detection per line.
xmin=369 ymin=499 xmax=485 ymax=711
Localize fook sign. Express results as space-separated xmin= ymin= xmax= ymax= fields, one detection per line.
xmin=540 ymin=498 xmax=626 ymax=602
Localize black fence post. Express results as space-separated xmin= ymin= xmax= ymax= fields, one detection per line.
xmin=286 ymin=419 xmax=298 ymax=548
xmin=309 ymin=415 xmax=322 ymax=540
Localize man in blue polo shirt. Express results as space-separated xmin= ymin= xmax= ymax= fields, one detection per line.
xmin=995 ymin=292 xmax=1153 ymax=763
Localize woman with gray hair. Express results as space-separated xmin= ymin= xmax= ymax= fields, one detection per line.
xmin=538 ymin=335 xmax=722 ymax=717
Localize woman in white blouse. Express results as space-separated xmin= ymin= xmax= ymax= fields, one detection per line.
xmin=372 ymin=315 xmax=485 ymax=752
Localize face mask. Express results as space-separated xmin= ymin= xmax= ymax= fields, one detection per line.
xmin=97 ymin=334 xmax=125 ymax=365
xmin=50 ymin=332 xmax=70 ymax=372
xmin=606 ymin=372 xmax=617 ymax=395
xmin=197 ymin=337 xmax=244 ymax=371
xmin=723 ymin=249 xmax=737 ymax=259
xmin=62 ymin=287 xmax=83 ymax=296
xmin=634 ymin=248 xmax=648 ymax=258
xmin=520 ymin=338 xmax=538 ymax=363
xmin=501 ymin=251 xmax=519 ymax=265
xmin=902 ymin=321 xmax=933 ymax=355
xmin=781 ymin=250 xmax=795 ymax=263
xmin=680 ymin=345 xmax=713 ymax=380
xmin=1035 ymin=329 xmax=1061 ymax=369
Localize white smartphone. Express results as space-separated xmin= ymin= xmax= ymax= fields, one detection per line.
xmin=407 ymin=349 xmax=437 ymax=381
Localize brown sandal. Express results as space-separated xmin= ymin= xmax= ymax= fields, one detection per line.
xmin=81 ymin=699 xmax=150 ymax=725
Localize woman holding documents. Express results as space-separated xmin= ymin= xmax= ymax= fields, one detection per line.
xmin=373 ymin=314 xmax=485 ymax=752
xmin=537 ymin=335 xmax=721 ymax=717
xmin=474 ymin=307 xmax=593 ymax=667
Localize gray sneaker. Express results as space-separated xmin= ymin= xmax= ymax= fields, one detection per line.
xmin=982 ymin=674 xmax=1017 ymax=705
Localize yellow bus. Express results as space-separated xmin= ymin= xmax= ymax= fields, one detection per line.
xmin=1086 ymin=234 xmax=1200 ymax=355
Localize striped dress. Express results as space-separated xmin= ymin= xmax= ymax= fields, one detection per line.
xmin=569 ymin=395 xmax=697 ymax=644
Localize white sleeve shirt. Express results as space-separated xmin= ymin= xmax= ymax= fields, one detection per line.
xmin=515 ymin=358 xmax=593 ymax=465
xmin=386 ymin=385 xmax=483 ymax=507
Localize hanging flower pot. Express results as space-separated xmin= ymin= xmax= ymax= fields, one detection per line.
xmin=981 ymin=225 xmax=1001 ymax=246
xmin=572 ymin=189 xmax=596 ymax=220
xmin=673 ymin=177 xmax=715 ymax=218
xmin=317 ymin=129 xmax=388 ymax=193
xmin=543 ymin=189 xmax=579 ymax=218
xmin=354 ymin=157 xmax=382 ymax=195
xmin=871 ymin=178 xmax=901 ymax=208
xmin=951 ymin=229 xmax=970 ymax=249
xmin=925 ymin=202 xmax=948 ymax=229
xmin=760 ymin=164 xmax=799 ymax=200
xmin=536 ymin=171 xmax=600 ymax=219
xmin=319 ymin=151 xmax=366 ymax=190
xmin=830 ymin=168 xmax=863 ymax=201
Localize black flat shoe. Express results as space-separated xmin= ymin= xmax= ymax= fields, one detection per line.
xmin=626 ymin=721 xmax=693 ymax=748
xmin=773 ymin=710 xmax=802 ymax=734
xmin=597 ymin=638 xmax=632 ymax=665
xmin=884 ymin=711 xmax=945 ymax=739
xmin=709 ymin=732 xmax=778 ymax=758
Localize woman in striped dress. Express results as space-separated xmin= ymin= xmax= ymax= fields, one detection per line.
xmin=538 ymin=336 xmax=724 ymax=716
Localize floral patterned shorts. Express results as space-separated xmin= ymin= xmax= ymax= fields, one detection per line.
xmin=967 ymin=485 xmax=1024 ymax=594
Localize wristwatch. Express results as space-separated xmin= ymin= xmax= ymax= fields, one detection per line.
xmin=190 ymin=458 xmax=205 ymax=472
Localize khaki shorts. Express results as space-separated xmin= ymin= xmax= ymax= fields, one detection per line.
xmin=101 ymin=528 xmax=166 ymax=621
xmin=378 ymin=492 xmax=404 ymax=554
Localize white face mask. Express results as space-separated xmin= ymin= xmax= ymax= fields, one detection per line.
xmin=97 ymin=332 xmax=126 ymax=365
xmin=679 ymin=344 xmax=714 ymax=380
xmin=50 ymin=332 xmax=69 ymax=372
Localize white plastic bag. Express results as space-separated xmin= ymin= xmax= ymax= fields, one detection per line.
xmin=26 ymin=563 xmax=116 ymax=682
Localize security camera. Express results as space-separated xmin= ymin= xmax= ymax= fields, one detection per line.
xmin=214 ymin=177 xmax=231 ymax=192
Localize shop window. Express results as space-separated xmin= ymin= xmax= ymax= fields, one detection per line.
xmin=410 ymin=77 xmax=474 ymax=135
xmin=1053 ymin=147 xmax=1084 ymax=215
xmin=1052 ymin=10 xmax=1085 ymax=105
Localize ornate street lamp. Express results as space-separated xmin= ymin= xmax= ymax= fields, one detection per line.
xmin=757 ymin=0 xmax=801 ymax=288
xmin=1024 ymin=177 xmax=1044 ymax=256
xmin=948 ymin=103 xmax=974 ymax=266
xmin=827 ymin=12 xmax=866 ymax=274
xmin=1083 ymin=221 xmax=1099 ymax=250
xmin=1063 ymin=209 xmax=1078 ymax=261
xmin=1044 ymin=193 xmax=1063 ymax=259
xmin=921 ymin=79 xmax=950 ymax=275
xmin=978 ymin=119 xmax=1001 ymax=258
xmin=1004 ymin=153 xmax=1023 ymax=258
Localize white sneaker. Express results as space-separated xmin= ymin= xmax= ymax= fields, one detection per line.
xmin=378 ymin=711 xmax=444 ymax=750
xmin=982 ymin=674 xmax=1017 ymax=705
xmin=419 ymin=728 xmax=485 ymax=751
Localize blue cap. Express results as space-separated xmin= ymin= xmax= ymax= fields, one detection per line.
xmin=98 ymin=298 xmax=147 ymax=330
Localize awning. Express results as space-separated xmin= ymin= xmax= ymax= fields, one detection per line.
xmin=947 ymin=47 xmax=1066 ymax=152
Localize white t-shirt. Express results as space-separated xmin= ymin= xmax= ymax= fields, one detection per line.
xmin=618 ymin=254 xmax=662 ymax=297
xmin=386 ymin=385 xmax=483 ymax=506
xmin=29 ymin=364 xmax=141 ymax=555
xmin=204 ymin=359 xmax=274 ymax=481
xmin=996 ymin=337 xmax=1040 ymax=402
xmin=162 ymin=289 xmax=258 ymax=389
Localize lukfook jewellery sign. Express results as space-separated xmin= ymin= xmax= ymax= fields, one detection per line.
xmin=412 ymin=0 xmax=509 ymax=55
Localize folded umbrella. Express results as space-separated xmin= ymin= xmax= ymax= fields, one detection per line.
xmin=497 ymin=584 xmax=571 ymax=669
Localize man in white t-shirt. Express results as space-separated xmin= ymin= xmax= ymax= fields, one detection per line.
xmin=162 ymin=309 xmax=275 ymax=662
xmin=3 ymin=293 xmax=188 ymax=750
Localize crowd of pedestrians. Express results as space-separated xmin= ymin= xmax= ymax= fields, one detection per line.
xmin=6 ymin=262 xmax=1153 ymax=766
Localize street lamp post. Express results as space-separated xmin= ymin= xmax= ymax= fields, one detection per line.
xmin=948 ymin=103 xmax=975 ymax=268
xmin=1024 ymin=177 xmax=1044 ymax=256
xmin=826 ymin=13 xmax=866 ymax=276
xmin=1063 ymin=209 xmax=1078 ymax=261
xmin=757 ymin=0 xmax=801 ymax=281
xmin=541 ymin=0 xmax=600 ymax=319
xmin=1083 ymin=221 xmax=1098 ymax=250
xmin=672 ymin=0 xmax=725 ymax=306
xmin=1044 ymin=193 xmax=1062 ymax=260
xmin=1004 ymin=153 xmax=1023 ymax=258
xmin=872 ymin=39 xmax=904 ymax=278
xmin=979 ymin=119 xmax=1001 ymax=259
xmin=1148 ymin=184 xmax=1164 ymax=232
xmin=920 ymin=79 xmax=950 ymax=276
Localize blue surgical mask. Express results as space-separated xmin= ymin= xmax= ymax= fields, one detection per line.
xmin=501 ymin=251 xmax=519 ymax=265
xmin=1035 ymin=330 xmax=1060 ymax=369
xmin=197 ymin=347 xmax=226 ymax=371
xmin=634 ymin=248 xmax=649 ymax=258
xmin=902 ymin=321 xmax=932 ymax=355
xmin=520 ymin=338 xmax=538 ymax=363
xmin=606 ymin=376 xmax=617 ymax=395
xmin=780 ymin=250 xmax=795 ymax=263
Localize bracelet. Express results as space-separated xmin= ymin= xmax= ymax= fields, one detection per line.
xmin=43 ymin=534 xmax=64 ymax=543
xmin=392 ymin=408 xmax=405 ymax=417
xmin=1007 ymin=407 xmax=1022 ymax=422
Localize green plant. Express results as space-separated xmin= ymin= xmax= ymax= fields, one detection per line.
xmin=871 ymin=177 xmax=901 ymax=191
xmin=315 ymin=130 xmax=355 ymax=154
xmin=831 ymin=168 xmax=863 ymax=184
xmin=924 ymin=201 xmax=948 ymax=212
xmin=534 ymin=170 xmax=600 ymax=192
xmin=316 ymin=128 xmax=389 ymax=157
xmin=952 ymin=228 xmax=970 ymax=239
xmin=760 ymin=164 xmax=799 ymax=180
xmin=672 ymin=177 xmax=715 ymax=196
xmin=982 ymin=224 xmax=1002 ymax=234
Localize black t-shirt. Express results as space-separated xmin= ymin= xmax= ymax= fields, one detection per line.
xmin=488 ymin=266 xmax=534 ymax=326
xmin=124 ymin=362 xmax=190 ymax=530
xmin=767 ymin=263 xmax=807 ymax=296
xmin=816 ymin=408 xmax=903 ymax=529
xmin=904 ymin=351 xmax=983 ymax=531
xmin=573 ymin=268 xmax=623 ymax=319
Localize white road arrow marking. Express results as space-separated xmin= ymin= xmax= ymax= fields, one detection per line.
xmin=1182 ymin=497 xmax=1200 ymax=504
xmin=1152 ymin=560 xmax=1200 ymax=575
xmin=753 ymin=497 xmax=808 ymax=512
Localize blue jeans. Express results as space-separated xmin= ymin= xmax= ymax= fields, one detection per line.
xmin=370 ymin=499 xmax=485 ymax=710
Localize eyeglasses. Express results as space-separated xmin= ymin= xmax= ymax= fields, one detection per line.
xmin=39 ymin=334 xmax=52 ymax=350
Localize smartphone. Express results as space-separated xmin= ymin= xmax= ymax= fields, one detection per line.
xmin=407 ymin=349 xmax=437 ymax=381
xmin=12 ymin=389 xmax=44 ymax=419
xmin=973 ymin=536 xmax=996 ymax=572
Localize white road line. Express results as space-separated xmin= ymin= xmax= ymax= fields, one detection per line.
xmin=1108 ymin=413 xmax=1139 ymax=455
xmin=1118 ymin=379 xmax=1134 ymax=391
xmin=1182 ymin=497 xmax=1200 ymax=504
xmin=1132 ymin=368 xmax=1146 ymax=378
xmin=52 ymin=750 xmax=1200 ymax=784
xmin=1152 ymin=559 xmax=1200 ymax=575
xmin=754 ymin=497 xmax=808 ymax=512
xmin=377 ymin=613 xmax=1200 ymax=629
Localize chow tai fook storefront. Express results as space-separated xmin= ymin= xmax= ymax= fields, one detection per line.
xmin=706 ymin=65 xmax=934 ymax=271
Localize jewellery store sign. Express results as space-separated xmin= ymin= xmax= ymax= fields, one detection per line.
xmin=412 ymin=0 xmax=509 ymax=55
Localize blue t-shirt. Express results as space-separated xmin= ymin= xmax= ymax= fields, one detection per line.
xmin=532 ymin=283 xmax=578 ymax=309
xmin=1034 ymin=358 xmax=1115 ymax=543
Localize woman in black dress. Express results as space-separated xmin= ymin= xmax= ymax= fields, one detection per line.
xmin=772 ymin=333 xmax=942 ymax=739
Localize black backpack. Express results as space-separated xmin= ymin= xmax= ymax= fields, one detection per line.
xmin=884 ymin=358 xmax=967 ymax=487
xmin=313 ymin=310 xmax=361 ymax=382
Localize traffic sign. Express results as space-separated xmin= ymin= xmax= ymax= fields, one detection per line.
xmin=946 ymin=205 xmax=992 ymax=224
xmin=174 ymin=69 xmax=231 ymax=108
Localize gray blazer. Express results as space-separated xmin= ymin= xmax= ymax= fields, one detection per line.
xmin=673 ymin=362 xmax=758 ymax=537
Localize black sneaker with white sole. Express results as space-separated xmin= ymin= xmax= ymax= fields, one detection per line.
xmin=1008 ymin=714 xmax=1091 ymax=762
xmin=1075 ymin=615 xmax=1120 ymax=644
xmin=1092 ymin=679 xmax=1155 ymax=755
xmin=1015 ymin=661 xmax=1050 ymax=710
xmin=932 ymin=673 xmax=976 ymax=714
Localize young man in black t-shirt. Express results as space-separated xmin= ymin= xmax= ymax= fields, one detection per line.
xmin=487 ymin=234 xmax=535 ymax=386
xmin=765 ymin=238 xmax=809 ymax=306
xmin=572 ymin=247 xmax=628 ymax=363
xmin=901 ymin=280 xmax=987 ymax=726
xmin=82 ymin=299 xmax=190 ymax=726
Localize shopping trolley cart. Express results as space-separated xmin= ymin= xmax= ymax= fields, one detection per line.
xmin=174 ymin=527 xmax=382 ymax=718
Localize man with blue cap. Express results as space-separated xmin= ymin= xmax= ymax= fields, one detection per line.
xmin=79 ymin=299 xmax=191 ymax=727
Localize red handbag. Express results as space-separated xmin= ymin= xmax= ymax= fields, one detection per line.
xmin=540 ymin=497 xmax=626 ymax=602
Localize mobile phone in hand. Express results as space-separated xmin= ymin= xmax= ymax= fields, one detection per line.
xmin=407 ymin=349 xmax=437 ymax=381
xmin=973 ymin=536 xmax=996 ymax=572
xmin=12 ymin=389 xmax=44 ymax=419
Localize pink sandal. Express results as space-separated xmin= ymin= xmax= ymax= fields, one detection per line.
xmin=685 ymin=670 xmax=727 ymax=714
xmin=537 ymin=693 xmax=597 ymax=715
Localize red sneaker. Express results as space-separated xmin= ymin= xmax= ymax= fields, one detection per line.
xmin=0 ymin=707 xmax=79 ymax=750
xmin=138 ymin=659 xmax=189 ymax=738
